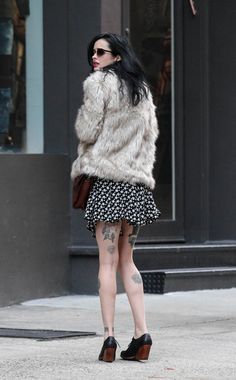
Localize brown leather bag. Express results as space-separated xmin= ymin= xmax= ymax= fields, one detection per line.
xmin=72 ymin=174 xmax=94 ymax=210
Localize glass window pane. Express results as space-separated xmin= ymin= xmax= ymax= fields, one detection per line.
xmin=129 ymin=0 xmax=173 ymax=219
xmin=0 ymin=0 xmax=43 ymax=153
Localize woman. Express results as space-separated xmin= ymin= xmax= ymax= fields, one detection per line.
xmin=71 ymin=33 xmax=160 ymax=362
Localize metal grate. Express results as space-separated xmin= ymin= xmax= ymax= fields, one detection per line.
xmin=141 ymin=271 xmax=166 ymax=294
xmin=0 ymin=328 xmax=96 ymax=341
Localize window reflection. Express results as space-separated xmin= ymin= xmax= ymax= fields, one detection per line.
xmin=0 ymin=0 xmax=29 ymax=152
xmin=130 ymin=0 xmax=173 ymax=219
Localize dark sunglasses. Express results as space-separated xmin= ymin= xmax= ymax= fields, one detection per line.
xmin=92 ymin=48 xmax=113 ymax=57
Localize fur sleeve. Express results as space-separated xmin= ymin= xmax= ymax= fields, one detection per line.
xmin=148 ymin=91 xmax=159 ymax=140
xmin=75 ymin=71 xmax=109 ymax=143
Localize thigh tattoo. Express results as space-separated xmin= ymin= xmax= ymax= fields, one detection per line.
xmin=128 ymin=225 xmax=140 ymax=248
xmin=102 ymin=223 xmax=118 ymax=243
xmin=107 ymin=245 xmax=116 ymax=255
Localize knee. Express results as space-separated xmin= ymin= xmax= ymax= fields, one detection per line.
xmin=118 ymin=252 xmax=133 ymax=272
xmin=99 ymin=256 xmax=119 ymax=271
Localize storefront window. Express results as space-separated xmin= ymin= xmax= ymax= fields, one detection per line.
xmin=0 ymin=0 xmax=43 ymax=153
xmin=129 ymin=0 xmax=173 ymax=219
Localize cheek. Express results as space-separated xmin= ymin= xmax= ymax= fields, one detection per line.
xmin=101 ymin=56 xmax=116 ymax=67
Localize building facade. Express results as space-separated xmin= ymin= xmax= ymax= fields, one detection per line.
xmin=0 ymin=0 xmax=236 ymax=306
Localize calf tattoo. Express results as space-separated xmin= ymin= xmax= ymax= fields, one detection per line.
xmin=132 ymin=272 xmax=143 ymax=284
xmin=128 ymin=226 xmax=140 ymax=248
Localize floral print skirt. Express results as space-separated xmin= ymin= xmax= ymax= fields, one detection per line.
xmin=84 ymin=177 xmax=161 ymax=237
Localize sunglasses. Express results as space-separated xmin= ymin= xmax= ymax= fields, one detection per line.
xmin=92 ymin=48 xmax=113 ymax=57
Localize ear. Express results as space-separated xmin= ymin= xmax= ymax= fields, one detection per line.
xmin=116 ymin=55 xmax=122 ymax=62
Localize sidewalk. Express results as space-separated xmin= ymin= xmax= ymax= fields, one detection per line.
xmin=0 ymin=288 xmax=235 ymax=380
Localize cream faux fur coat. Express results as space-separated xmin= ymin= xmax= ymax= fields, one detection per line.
xmin=71 ymin=70 xmax=159 ymax=189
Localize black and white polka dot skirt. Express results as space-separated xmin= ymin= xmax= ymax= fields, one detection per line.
xmin=84 ymin=177 xmax=161 ymax=237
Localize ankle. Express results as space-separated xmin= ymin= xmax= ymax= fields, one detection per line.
xmin=104 ymin=326 xmax=115 ymax=340
xmin=134 ymin=329 xmax=148 ymax=339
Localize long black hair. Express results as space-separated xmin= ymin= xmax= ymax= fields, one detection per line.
xmin=87 ymin=33 xmax=148 ymax=106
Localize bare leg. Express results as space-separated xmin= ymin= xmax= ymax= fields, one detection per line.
xmin=96 ymin=221 xmax=122 ymax=339
xmin=118 ymin=220 xmax=148 ymax=338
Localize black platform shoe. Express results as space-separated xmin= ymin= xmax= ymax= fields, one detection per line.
xmin=99 ymin=336 xmax=117 ymax=362
xmin=120 ymin=333 xmax=152 ymax=361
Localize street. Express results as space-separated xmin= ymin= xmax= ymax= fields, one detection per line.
xmin=0 ymin=289 xmax=235 ymax=379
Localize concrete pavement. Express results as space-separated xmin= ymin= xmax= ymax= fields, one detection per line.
xmin=0 ymin=288 xmax=236 ymax=379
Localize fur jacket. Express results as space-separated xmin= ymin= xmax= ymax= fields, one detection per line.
xmin=71 ymin=70 xmax=159 ymax=189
